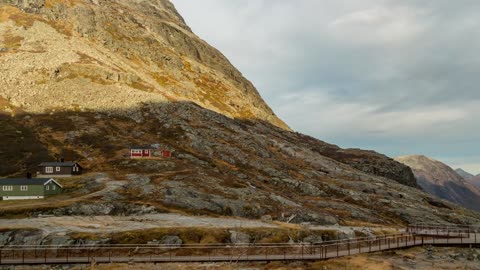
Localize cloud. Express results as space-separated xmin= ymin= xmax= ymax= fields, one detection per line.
xmin=171 ymin=0 xmax=480 ymax=170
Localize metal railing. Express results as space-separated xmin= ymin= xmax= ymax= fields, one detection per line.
xmin=0 ymin=224 xmax=478 ymax=265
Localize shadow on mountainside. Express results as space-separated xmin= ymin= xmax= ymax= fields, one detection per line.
xmin=418 ymin=177 xmax=480 ymax=212
xmin=0 ymin=101 xmax=478 ymax=225
xmin=0 ymin=101 xmax=418 ymax=188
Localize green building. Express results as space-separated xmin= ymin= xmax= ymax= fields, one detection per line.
xmin=0 ymin=178 xmax=62 ymax=200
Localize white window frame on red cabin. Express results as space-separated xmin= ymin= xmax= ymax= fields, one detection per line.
xmin=46 ymin=167 xmax=54 ymax=173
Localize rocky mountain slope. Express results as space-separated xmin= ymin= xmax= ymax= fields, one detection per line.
xmin=1 ymin=104 xmax=479 ymax=226
xmin=455 ymin=169 xmax=480 ymax=189
xmin=0 ymin=0 xmax=287 ymax=129
xmin=0 ymin=0 xmax=479 ymax=227
xmin=469 ymin=175 xmax=480 ymax=189
xmin=396 ymin=155 xmax=480 ymax=212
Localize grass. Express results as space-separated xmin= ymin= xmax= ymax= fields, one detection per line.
xmin=310 ymin=255 xmax=394 ymax=270
xmin=65 ymin=226 xmax=350 ymax=246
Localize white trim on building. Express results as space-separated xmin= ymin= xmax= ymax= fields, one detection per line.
xmin=2 ymin=196 xmax=44 ymax=200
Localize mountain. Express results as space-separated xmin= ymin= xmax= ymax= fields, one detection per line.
xmin=455 ymin=168 xmax=475 ymax=180
xmin=1 ymin=0 xmax=479 ymax=227
xmin=0 ymin=0 xmax=288 ymax=129
xmin=469 ymin=175 xmax=480 ymax=189
xmin=395 ymin=155 xmax=480 ymax=212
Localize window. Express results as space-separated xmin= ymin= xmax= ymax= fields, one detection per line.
xmin=53 ymin=185 xmax=56 ymax=190
xmin=46 ymin=185 xmax=49 ymax=191
xmin=56 ymin=167 xmax=61 ymax=172
xmin=73 ymin=166 xmax=79 ymax=172
xmin=20 ymin=185 xmax=28 ymax=191
xmin=45 ymin=167 xmax=53 ymax=173
xmin=2 ymin=186 xmax=13 ymax=191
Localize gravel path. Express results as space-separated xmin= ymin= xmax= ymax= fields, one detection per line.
xmin=0 ymin=213 xmax=278 ymax=234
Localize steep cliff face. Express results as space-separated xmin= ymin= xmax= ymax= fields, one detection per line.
xmin=0 ymin=0 xmax=288 ymax=129
xmin=396 ymin=155 xmax=480 ymax=212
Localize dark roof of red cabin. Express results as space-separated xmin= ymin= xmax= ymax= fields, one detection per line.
xmin=130 ymin=146 xmax=154 ymax=150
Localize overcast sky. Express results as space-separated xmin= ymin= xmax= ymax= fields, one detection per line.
xmin=171 ymin=0 xmax=480 ymax=174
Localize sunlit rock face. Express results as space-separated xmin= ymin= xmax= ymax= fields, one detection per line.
xmin=0 ymin=0 xmax=288 ymax=129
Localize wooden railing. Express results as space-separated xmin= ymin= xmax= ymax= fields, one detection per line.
xmin=0 ymin=225 xmax=478 ymax=265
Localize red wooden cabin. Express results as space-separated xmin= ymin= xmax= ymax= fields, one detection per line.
xmin=130 ymin=146 xmax=153 ymax=158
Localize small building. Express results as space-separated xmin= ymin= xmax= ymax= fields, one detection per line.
xmin=130 ymin=146 xmax=173 ymax=159
xmin=130 ymin=146 xmax=154 ymax=158
xmin=160 ymin=149 xmax=172 ymax=158
xmin=0 ymin=178 xmax=62 ymax=200
xmin=37 ymin=161 xmax=83 ymax=178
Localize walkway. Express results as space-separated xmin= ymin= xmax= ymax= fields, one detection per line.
xmin=0 ymin=224 xmax=478 ymax=265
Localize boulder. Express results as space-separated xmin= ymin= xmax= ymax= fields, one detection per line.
xmin=160 ymin=235 xmax=182 ymax=247
xmin=229 ymin=231 xmax=250 ymax=244
xmin=303 ymin=235 xmax=323 ymax=244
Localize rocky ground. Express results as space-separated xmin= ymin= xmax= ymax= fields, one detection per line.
xmin=0 ymin=213 xmax=394 ymax=246
xmin=1 ymin=103 xmax=480 ymax=232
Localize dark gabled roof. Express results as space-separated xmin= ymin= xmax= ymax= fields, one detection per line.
xmin=38 ymin=162 xmax=79 ymax=167
xmin=0 ymin=178 xmax=52 ymax=186
xmin=130 ymin=146 xmax=154 ymax=150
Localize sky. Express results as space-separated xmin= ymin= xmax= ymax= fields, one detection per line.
xmin=171 ymin=0 xmax=480 ymax=174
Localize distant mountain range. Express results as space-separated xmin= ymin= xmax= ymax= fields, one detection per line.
xmin=470 ymin=175 xmax=480 ymax=189
xmin=455 ymin=168 xmax=475 ymax=180
xmin=455 ymin=169 xmax=480 ymax=189
xmin=396 ymin=155 xmax=480 ymax=212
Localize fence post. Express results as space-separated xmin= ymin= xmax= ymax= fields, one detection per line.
xmin=347 ymin=242 xmax=350 ymax=255
xmin=336 ymin=243 xmax=339 ymax=257
xmin=44 ymin=248 xmax=47 ymax=264
xmin=66 ymin=248 xmax=69 ymax=263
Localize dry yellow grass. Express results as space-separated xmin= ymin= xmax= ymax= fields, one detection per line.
xmin=311 ymin=255 xmax=394 ymax=270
